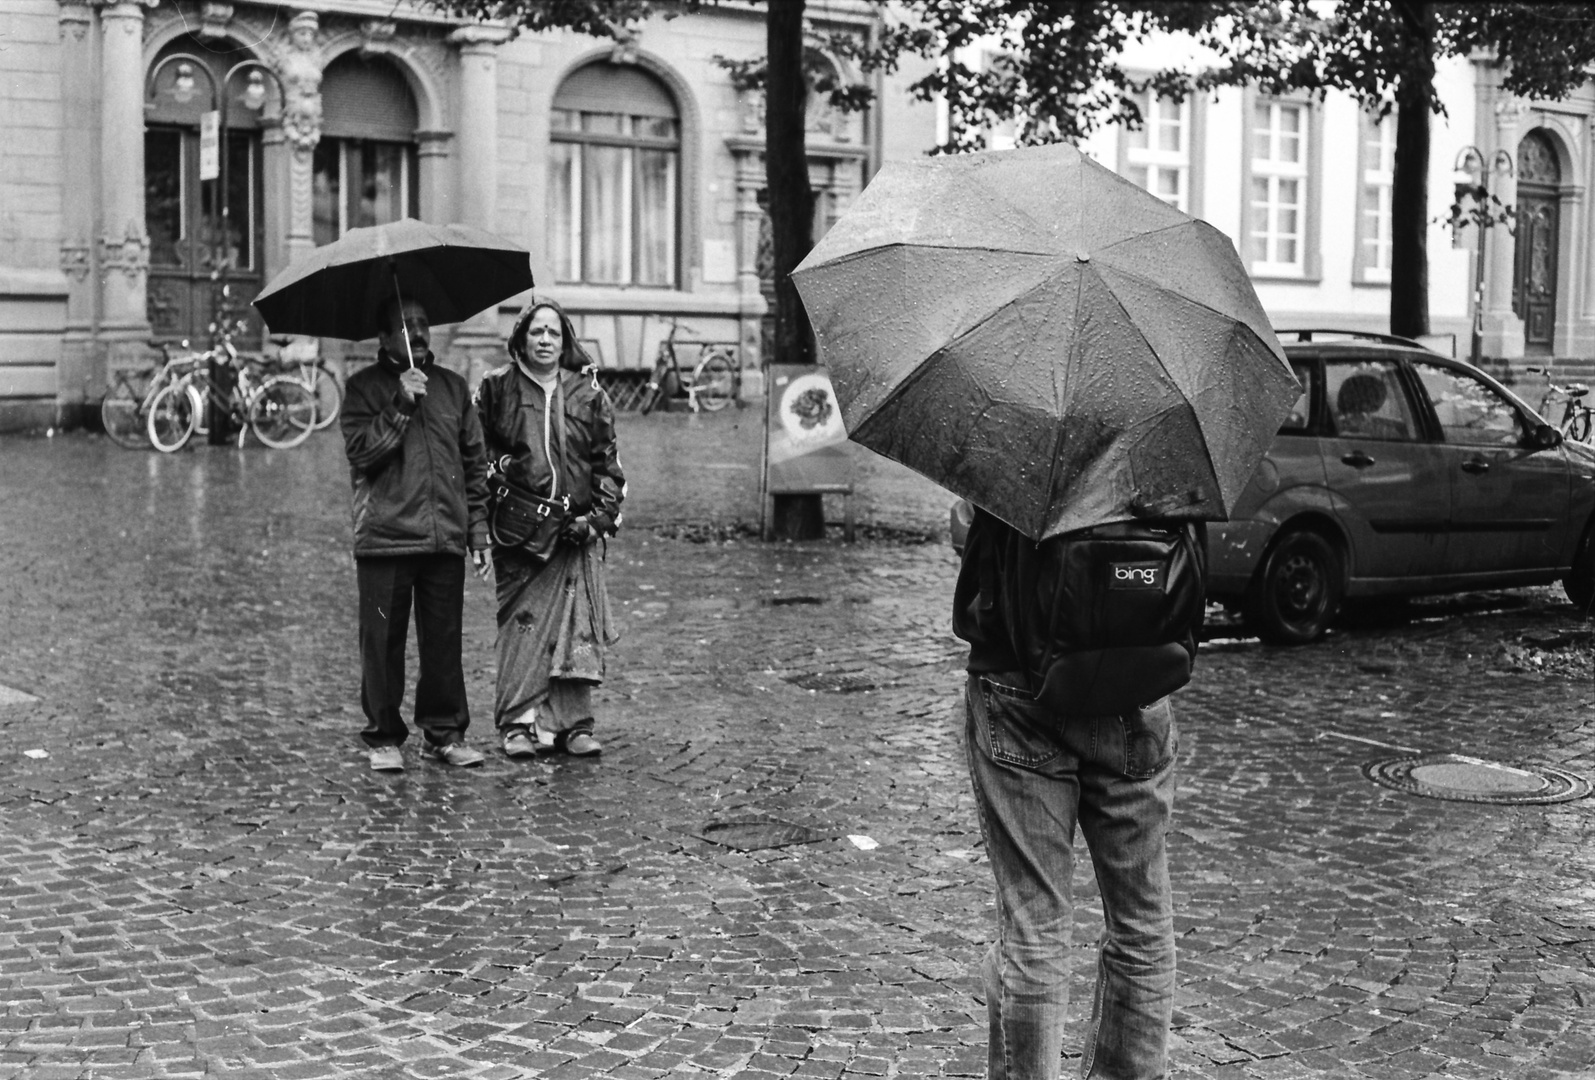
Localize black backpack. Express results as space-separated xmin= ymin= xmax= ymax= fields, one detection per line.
xmin=961 ymin=510 xmax=1207 ymax=716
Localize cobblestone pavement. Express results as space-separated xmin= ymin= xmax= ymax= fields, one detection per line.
xmin=2 ymin=411 xmax=1594 ymax=1080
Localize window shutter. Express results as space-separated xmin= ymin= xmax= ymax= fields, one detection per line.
xmin=322 ymin=55 xmax=419 ymax=140
xmin=553 ymin=63 xmax=677 ymax=119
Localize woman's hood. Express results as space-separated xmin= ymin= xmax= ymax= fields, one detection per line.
xmin=507 ymin=296 xmax=592 ymax=373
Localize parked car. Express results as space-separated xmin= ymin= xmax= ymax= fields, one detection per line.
xmin=949 ymin=331 xmax=1595 ymax=644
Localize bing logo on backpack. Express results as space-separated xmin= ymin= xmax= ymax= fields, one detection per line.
xmin=1109 ymin=561 xmax=1163 ymax=590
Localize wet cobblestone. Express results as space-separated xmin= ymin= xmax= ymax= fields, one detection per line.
xmin=1 ymin=414 xmax=1593 ymax=1078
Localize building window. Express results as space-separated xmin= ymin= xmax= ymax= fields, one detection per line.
xmin=1249 ymin=99 xmax=1309 ymax=276
xmin=549 ymin=62 xmax=680 ymax=287
xmin=1356 ymin=110 xmax=1396 ymax=284
xmin=313 ymin=140 xmax=418 ymax=243
xmin=1124 ymin=91 xmax=1189 ymax=212
xmin=313 ymin=53 xmax=420 ymax=244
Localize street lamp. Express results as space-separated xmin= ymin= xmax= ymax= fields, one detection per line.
xmin=1451 ymin=145 xmax=1515 ymax=368
xmin=146 ymin=53 xmax=284 ymax=439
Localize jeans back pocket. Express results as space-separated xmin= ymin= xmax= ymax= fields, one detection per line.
xmin=975 ymin=676 xmax=1064 ymax=771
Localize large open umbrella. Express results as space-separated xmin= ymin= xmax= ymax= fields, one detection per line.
xmin=791 ymin=142 xmax=1300 ymax=539
xmin=253 ymin=218 xmax=533 ymax=352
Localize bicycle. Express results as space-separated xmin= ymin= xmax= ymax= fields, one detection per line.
xmin=99 ymin=341 xmax=208 ymax=450
xmin=1528 ymin=365 xmax=1593 ymax=443
xmin=145 ymin=338 xmax=318 ymax=452
xmin=266 ymin=336 xmax=343 ymax=431
xmin=639 ymin=317 xmax=738 ymax=415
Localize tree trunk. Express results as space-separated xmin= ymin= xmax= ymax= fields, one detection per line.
xmin=1389 ymin=3 xmax=1433 ymax=340
xmin=766 ymin=0 xmax=824 ymax=539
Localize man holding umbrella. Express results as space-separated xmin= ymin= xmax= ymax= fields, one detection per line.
xmin=254 ymin=218 xmax=536 ymax=771
xmin=341 ymin=295 xmax=492 ymax=770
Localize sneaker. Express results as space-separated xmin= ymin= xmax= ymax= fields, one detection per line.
xmin=369 ymin=745 xmax=404 ymax=772
xmin=562 ymin=731 xmax=602 ymax=756
xmin=501 ymin=728 xmax=537 ymax=759
xmin=421 ymin=741 xmax=486 ymax=768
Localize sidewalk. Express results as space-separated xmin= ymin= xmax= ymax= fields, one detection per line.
xmin=0 ymin=420 xmax=1592 ymax=1079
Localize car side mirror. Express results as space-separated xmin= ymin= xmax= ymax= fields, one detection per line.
xmin=1529 ymin=422 xmax=1563 ymax=450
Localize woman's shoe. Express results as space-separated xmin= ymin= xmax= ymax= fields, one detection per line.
xmin=501 ymin=728 xmax=537 ymax=759
xmin=563 ymin=731 xmax=602 ymax=756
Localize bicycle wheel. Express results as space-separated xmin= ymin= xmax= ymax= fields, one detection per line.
xmin=691 ymin=353 xmax=736 ymax=412
xmin=146 ymin=381 xmax=201 ymax=453
xmin=100 ymin=370 xmax=154 ymax=449
xmin=1568 ymin=408 xmax=1593 ymax=443
xmin=248 ymin=377 xmax=318 ymax=449
xmin=307 ymin=363 xmax=343 ymax=431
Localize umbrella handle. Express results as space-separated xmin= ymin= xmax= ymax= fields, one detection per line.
xmin=391 ymin=264 xmax=416 ymax=370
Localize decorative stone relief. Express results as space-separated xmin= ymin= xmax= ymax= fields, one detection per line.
xmin=1495 ymin=98 xmax=1530 ymax=130
xmin=60 ymin=240 xmax=92 ymax=282
xmin=280 ymin=11 xmax=323 ymax=155
xmin=57 ymin=2 xmax=91 ymax=42
xmin=361 ymin=19 xmax=397 ymax=55
xmin=610 ymin=27 xmax=639 ymax=66
xmin=100 ymin=222 xmax=150 ymax=282
xmin=197 ymin=2 xmax=233 ymax=40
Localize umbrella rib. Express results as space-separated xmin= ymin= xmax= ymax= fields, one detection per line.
xmin=1038 ymin=266 xmax=1084 ymax=532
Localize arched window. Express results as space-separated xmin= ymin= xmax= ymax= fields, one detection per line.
xmin=313 ymin=53 xmax=420 ymax=243
xmin=549 ymin=62 xmax=680 ymax=287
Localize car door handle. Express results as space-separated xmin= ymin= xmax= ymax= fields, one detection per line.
xmin=1340 ymin=451 xmax=1376 ymax=468
xmin=1461 ymin=458 xmax=1491 ymax=474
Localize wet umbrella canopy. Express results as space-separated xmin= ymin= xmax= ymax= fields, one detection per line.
xmin=252 ymin=218 xmax=533 ymax=344
xmin=791 ymin=142 xmax=1300 ymax=539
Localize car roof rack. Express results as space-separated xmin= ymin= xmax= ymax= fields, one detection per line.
xmin=1277 ymin=328 xmax=1429 ymax=349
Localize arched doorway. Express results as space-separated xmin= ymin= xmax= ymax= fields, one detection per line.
xmin=144 ymin=35 xmax=269 ymax=347
xmin=1513 ymin=130 xmax=1561 ymax=356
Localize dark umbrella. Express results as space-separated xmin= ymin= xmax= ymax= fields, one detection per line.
xmin=791 ymin=142 xmax=1301 ymax=540
xmin=252 ymin=218 xmax=533 ymax=360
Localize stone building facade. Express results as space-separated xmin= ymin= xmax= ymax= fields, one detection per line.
xmin=0 ymin=0 xmax=937 ymax=431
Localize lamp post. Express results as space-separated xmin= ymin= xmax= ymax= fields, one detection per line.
xmin=147 ymin=54 xmax=283 ymax=440
xmin=1451 ymin=145 xmax=1515 ymax=369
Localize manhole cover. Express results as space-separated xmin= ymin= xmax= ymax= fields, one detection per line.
xmin=1364 ymin=753 xmax=1592 ymax=804
xmin=695 ymin=817 xmax=828 ymax=851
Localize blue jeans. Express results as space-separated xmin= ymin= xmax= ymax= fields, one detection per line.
xmin=964 ymin=673 xmax=1177 ymax=1080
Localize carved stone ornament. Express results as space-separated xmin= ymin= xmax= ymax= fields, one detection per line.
xmin=197 ymin=2 xmax=233 ymax=40
xmin=59 ymin=240 xmax=92 ymax=282
xmin=280 ymin=10 xmax=323 ymax=154
xmin=57 ymin=3 xmax=91 ymax=42
xmin=361 ymin=18 xmax=397 ymax=55
xmin=1495 ymin=98 xmax=1530 ymax=128
xmin=610 ymin=27 xmax=639 ymax=66
xmin=99 ymin=223 xmax=150 ymax=282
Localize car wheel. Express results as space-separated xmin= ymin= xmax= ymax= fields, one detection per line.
xmin=1563 ymin=523 xmax=1595 ymax=618
xmin=1245 ymin=528 xmax=1343 ymax=645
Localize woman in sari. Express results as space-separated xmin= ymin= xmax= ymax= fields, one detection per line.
xmin=475 ymin=298 xmax=625 ymax=757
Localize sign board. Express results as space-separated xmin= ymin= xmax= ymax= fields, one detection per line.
xmin=198 ymin=111 xmax=220 ymax=181
xmin=763 ymin=365 xmax=853 ymax=495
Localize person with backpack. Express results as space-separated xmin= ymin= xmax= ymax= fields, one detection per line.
xmin=952 ymin=505 xmax=1207 ymax=1080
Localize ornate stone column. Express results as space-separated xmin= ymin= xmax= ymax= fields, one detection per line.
xmin=98 ymin=0 xmax=154 ymax=367
xmin=446 ymin=24 xmax=512 ymax=380
xmin=1484 ymin=98 xmax=1526 ymax=361
xmin=278 ymin=10 xmax=324 ymax=272
xmin=58 ymin=0 xmax=97 ymax=407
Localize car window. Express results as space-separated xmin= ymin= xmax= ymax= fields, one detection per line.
xmin=1412 ymin=362 xmax=1523 ymax=447
xmin=1279 ymin=361 xmax=1313 ymax=433
xmin=1325 ymin=360 xmax=1417 ymax=441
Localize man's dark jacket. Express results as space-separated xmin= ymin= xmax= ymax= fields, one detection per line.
xmin=474 ymin=364 xmax=625 ymax=537
xmin=340 ymin=349 xmax=490 ymax=558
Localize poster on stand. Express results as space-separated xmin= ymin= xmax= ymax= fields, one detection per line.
xmin=763 ymin=365 xmax=854 ymax=497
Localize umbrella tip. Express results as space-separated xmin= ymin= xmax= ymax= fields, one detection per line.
xmin=1075 ymin=251 xmax=1091 ymax=263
